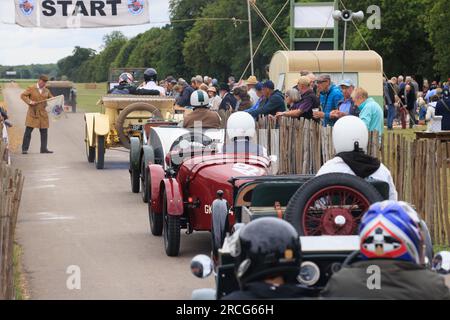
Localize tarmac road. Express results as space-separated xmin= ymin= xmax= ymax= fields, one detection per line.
xmin=4 ymin=85 xmax=214 ymax=299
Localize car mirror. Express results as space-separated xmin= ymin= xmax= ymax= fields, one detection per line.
xmin=190 ymin=254 xmax=213 ymax=279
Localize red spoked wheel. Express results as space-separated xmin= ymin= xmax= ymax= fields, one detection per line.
xmin=284 ymin=173 xmax=384 ymax=236
xmin=302 ymin=186 xmax=370 ymax=236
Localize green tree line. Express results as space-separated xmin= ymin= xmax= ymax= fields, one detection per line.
xmin=53 ymin=0 xmax=449 ymax=83
xmin=0 ymin=64 xmax=58 ymax=80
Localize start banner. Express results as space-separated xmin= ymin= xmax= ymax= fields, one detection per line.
xmin=15 ymin=0 xmax=150 ymax=28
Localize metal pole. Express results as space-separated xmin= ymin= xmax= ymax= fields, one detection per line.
xmin=247 ymin=0 xmax=254 ymax=76
xmin=342 ymin=20 xmax=347 ymax=80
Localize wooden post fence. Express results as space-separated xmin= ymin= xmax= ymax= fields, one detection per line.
xmin=0 ymin=135 xmax=24 ymax=299
xmin=256 ymin=117 xmax=449 ymax=246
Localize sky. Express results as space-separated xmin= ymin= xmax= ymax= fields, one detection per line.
xmin=0 ymin=0 xmax=171 ymax=66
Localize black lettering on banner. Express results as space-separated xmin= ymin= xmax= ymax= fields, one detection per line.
xmin=42 ymin=0 xmax=56 ymax=16
xmin=75 ymin=0 xmax=89 ymax=16
xmin=107 ymin=0 xmax=121 ymax=16
xmin=56 ymin=0 xmax=71 ymax=16
xmin=91 ymin=1 xmax=106 ymax=16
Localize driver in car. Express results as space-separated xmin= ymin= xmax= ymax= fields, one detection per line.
xmin=223 ymin=217 xmax=316 ymax=300
xmin=183 ymin=90 xmax=221 ymax=129
xmin=109 ymin=72 xmax=161 ymax=95
xmin=222 ymin=111 xmax=267 ymax=156
xmin=316 ymin=115 xmax=397 ymax=200
xmin=321 ymin=201 xmax=450 ymax=300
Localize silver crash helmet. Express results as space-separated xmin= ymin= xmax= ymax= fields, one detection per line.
xmin=432 ymin=251 xmax=450 ymax=274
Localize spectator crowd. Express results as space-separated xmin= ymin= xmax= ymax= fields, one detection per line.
xmin=156 ymin=70 xmax=450 ymax=133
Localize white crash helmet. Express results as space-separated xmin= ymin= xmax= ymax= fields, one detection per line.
xmin=190 ymin=90 xmax=210 ymax=108
xmin=432 ymin=251 xmax=450 ymax=274
xmin=118 ymin=72 xmax=134 ymax=84
xmin=333 ymin=116 xmax=368 ymax=153
xmin=227 ymin=111 xmax=256 ymax=141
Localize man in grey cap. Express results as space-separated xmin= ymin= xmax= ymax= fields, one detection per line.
xmin=330 ymin=79 xmax=359 ymax=119
xmin=313 ymin=74 xmax=343 ymax=126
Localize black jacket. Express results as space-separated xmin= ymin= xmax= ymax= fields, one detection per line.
xmin=435 ymin=98 xmax=450 ymax=130
xmin=321 ymin=259 xmax=450 ymax=300
xmin=223 ymin=282 xmax=318 ymax=300
xmin=298 ymin=89 xmax=319 ymax=119
xmin=219 ymin=92 xmax=238 ymax=111
xmin=248 ymin=90 xmax=286 ymax=117
xmin=384 ymin=81 xmax=396 ymax=106
xmin=399 ymin=86 xmax=416 ymax=110
xmin=109 ymin=84 xmax=160 ymax=95
xmin=177 ymin=85 xmax=195 ymax=107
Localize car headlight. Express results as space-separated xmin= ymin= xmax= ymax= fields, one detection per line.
xmin=297 ymin=261 xmax=320 ymax=286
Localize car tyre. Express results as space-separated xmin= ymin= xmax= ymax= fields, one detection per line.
xmin=163 ymin=191 xmax=180 ymax=256
xmin=141 ymin=158 xmax=149 ymax=202
xmin=285 ymin=173 xmax=383 ymax=236
xmin=95 ymin=135 xmax=105 ymax=170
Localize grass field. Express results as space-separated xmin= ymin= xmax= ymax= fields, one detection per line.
xmin=74 ymin=83 xmax=107 ymax=113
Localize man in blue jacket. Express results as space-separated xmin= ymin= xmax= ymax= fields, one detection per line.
xmin=247 ymin=80 xmax=285 ymax=118
xmin=313 ymin=74 xmax=343 ymax=127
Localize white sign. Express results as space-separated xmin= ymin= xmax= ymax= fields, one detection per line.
xmin=294 ymin=5 xmax=335 ymax=29
xmin=6 ymin=71 xmax=17 ymax=76
xmin=15 ymin=0 xmax=150 ymax=28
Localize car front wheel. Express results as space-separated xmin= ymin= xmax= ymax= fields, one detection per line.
xmin=163 ymin=191 xmax=180 ymax=257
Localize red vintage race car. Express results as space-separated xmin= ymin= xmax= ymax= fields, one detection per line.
xmin=146 ymin=129 xmax=275 ymax=256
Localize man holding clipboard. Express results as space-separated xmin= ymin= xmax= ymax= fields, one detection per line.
xmin=20 ymin=75 xmax=54 ymax=154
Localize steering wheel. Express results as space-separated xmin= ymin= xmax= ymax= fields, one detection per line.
xmin=342 ymin=250 xmax=362 ymax=268
xmin=170 ymin=132 xmax=213 ymax=153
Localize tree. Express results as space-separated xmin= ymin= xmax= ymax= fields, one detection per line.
xmin=182 ymin=0 xmax=289 ymax=81
xmin=424 ymin=0 xmax=450 ymax=78
xmin=112 ymin=34 xmax=142 ymax=68
xmin=92 ymin=32 xmax=127 ymax=82
xmin=102 ymin=31 xmax=127 ymax=48
xmin=57 ymin=46 xmax=96 ymax=81
xmin=167 ymin=0 xmax=211 ymax=78
xmin=341 ymin=0 xmax=434 ymax=78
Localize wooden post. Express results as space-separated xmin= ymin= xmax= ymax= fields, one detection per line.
xmin=0 ymin=139 xmax=25 ymax=300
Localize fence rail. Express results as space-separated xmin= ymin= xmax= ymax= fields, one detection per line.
xmin=381 ymin=132 xmax=450 ymax=245
xmin=0 ymin=135 xmax=24 ymax=299
xmin=257 ymin=117 xmax=449 ymax=245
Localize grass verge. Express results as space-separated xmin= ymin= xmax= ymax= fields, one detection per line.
xmin=13 ymin=243 xmax=30 ymax=300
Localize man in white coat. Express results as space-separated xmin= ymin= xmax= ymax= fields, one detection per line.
xmin=317 ymin=116 xmax=398 ymax=200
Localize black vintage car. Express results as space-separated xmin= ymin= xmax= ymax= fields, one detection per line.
xmin=190 ymin=173 xmax=434 ymax=299
xmin=46 ymin=81 xmax=77 ymax=113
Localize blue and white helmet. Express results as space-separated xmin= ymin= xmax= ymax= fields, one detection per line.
xmin=118 ymin=72 xmax=134 ymax=84
xmin=359 ymin=201 xmax=424 ymax=265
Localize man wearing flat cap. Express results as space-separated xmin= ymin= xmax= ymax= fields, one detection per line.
xmin=20 ymin=74 xmax=54 ymax=154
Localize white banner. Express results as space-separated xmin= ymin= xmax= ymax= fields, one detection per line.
xmin=15 ymin=0 xmax=150 ymax=28
xmin=294 ymin=5 xmax=335 ymax=29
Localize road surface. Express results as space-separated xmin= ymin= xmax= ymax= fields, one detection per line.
xmin=4 ymin=85 xmax=214 ymax=299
